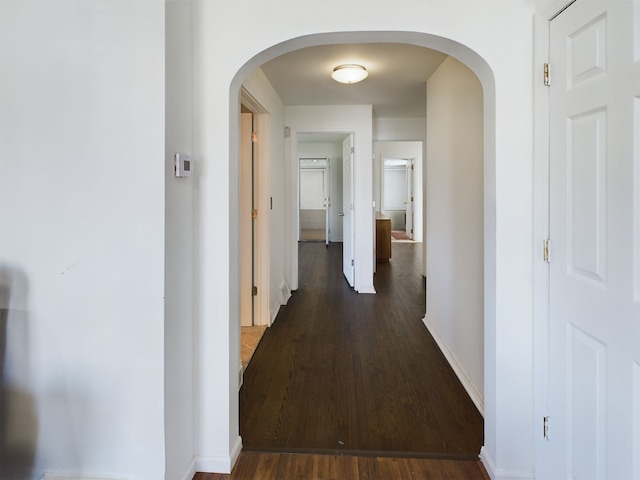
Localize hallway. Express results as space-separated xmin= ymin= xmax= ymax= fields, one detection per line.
xmin=239 ymin=242 xmax=483 ymax=458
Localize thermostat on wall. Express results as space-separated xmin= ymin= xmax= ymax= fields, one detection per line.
xmin=174 ymin=153 xmax=192 ymax=177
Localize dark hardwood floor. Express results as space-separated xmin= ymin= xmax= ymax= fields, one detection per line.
xmin=193 ymin=451 xmax=490 ymax=479
xmin=239 ymin=241 xmax=483 ymax=458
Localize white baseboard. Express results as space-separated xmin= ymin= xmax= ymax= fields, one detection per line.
xmin=422 ymin=315 xmax=484 ymax=415
xmin=194 ymin=435 xmax=243 ymax=475
xmin=480 ymin=446 xmax=535 ymax=480
xmin=230 ymin=435 xmax=243 ymax=470
xmin=270 ymin=301 xmax=281 ymax=325
xmin=271 ymin=280 xmax=291 ymax=324
xmin=280 ymin=280 xmax=291 ymax=304
xmin=42 ymin=475 xmax=126 ymax=480
xmin=356 ymin=285 xmax=376 ymax=294
xmin=179 ymin=457 xmax=197 ymax=480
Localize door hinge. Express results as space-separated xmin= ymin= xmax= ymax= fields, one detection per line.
xmin=351 ymin=259 xmax=354 ymax=267
xmin=252 ymin=286 xmax=258 ymax=296
xmin=543 ymin=238 xmax=550 ymax=263
xmin=543 ymin=63 xmax=550 ymax=86
xmin=252 ymin=132 xmax=258 ymax=143
xmin=350 ymin=146 xmax=354 ymax=154
xmin=252 ymin=209 xmax=258 ymax=219
xmin=543 ymin=416 xmax=550 ymax=440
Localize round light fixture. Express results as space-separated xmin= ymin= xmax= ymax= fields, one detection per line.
xmin=331 ymin=64 xmax=368 ymax=84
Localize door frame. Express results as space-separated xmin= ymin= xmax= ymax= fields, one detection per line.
xmin=298 ymin=157 xmax=330 ymax=244
xmin=290 ymin=130 xmax=356 ymax=291
xmin=375 ymin=141 xmax=423 ymax=243
xmin=240 ymin=87 xmax=271 ymax=327
xmin=380 ymin=156 xmax=414 ymax=235
xmin=221 ymin=31 xmax=504 ymax=476
xmin=532 ymin=0 xmax=576 ymax=475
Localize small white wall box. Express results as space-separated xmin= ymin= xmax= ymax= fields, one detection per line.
xmin=174 ymin=153 xmax=193 ymax=177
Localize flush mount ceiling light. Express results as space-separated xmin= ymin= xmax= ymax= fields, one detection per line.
xmin=331 ymin=64 xmax=368 ymax=84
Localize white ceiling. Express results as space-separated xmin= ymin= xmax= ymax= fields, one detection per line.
xmin=259 ymin=43 xmax=448 ymax=119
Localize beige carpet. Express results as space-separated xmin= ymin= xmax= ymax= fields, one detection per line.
xmin=241 ymin=325 xmax=267 ymax=370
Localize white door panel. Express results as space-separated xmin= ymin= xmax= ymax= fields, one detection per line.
xmin=547 ymin=2 xmax=640 ymax=479
xmin=406 ymin=160 xmax=414 ymax=239
xmin=343 ymin=134 xmax=355 ymax=287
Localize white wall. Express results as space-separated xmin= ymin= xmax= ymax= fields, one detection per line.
xmin=374 ymin=141 xmax=424 ymax=243
xmin=425 ymin=56 xmax=485 ymax=413
xmin=193 ymin=1 xmax=536 ymax=477
xmin=165 ymin=2 xmax=195 ymax=479
xmin=298 ymin=142 xmax=344 ymax=242
xmin=285 ymin=105 xmax=374 ymax=294
xmin=374 ymin=117 xmax=427 ymax=142
xmin=0 ymin=1 xmax=166 ymax=479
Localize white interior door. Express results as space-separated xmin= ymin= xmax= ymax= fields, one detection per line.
xmin=324 ymin=162 xmax=330 ymax=246
xmin=240 ymin=113 xmax=253 ymax=327
xmin=405 ymin=160 xmax=414 ymax=239
xmin=342 ymin=134 xmax=355 ymax=287
xmin=546 ymin=2 xmax=640 ymax=478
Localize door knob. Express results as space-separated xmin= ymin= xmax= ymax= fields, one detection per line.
xmin=339 ymin=212 xmax=344 ymax=217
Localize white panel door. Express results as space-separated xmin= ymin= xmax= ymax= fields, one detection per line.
xmin=406 ymin=160 xmax=414 ymax=239
xmin=324 ymin=162 xmax=330 ymax=246
xmin=342 ymin=134 xmax=355 ymax=287
xmin=547 ymin=2 xmax=640 ymax=478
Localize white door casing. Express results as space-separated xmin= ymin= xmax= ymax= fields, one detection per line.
xmin=342 ymin=134 xmax=355 ymax=287
xmin=299 ymin=166 xmax=328 ymax=242
xmin=546 ymin=2 xmax=640 ymax=478
xmin=406 ymin=159 xmax=414 ymax=239
xmin=324 ymin=162 xmax=330 ymax=246
xmin=240 ymin=112 xmax=253 ymax=327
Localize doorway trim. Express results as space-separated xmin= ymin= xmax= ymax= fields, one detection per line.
xmin=240 ymin=87 xmax=271 ymax=328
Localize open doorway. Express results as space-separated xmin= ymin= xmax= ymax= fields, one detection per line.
xmin=299 ymin=157 xmax=329 ymax=243
xmin=239 ymin=92 xmax=271 ymax=377
xmin=296 ymin=132 xmax=346 ymax=246
xmin=240 ymin=51 xmax=484 ymax=456
xmin=382 ymin=158 xmax=414 ymax=239
xmin=222 ymin=32 xmax=495 ymax=476
xmin=375 ymin=141 xmax=424 ymax=245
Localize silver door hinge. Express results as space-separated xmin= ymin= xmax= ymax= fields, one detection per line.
xmin=544 ymin=63 xmax=550 ymax=86
xmin=252 ymin=286 xmax=258 ymax=296
xmin=351 ymin=259 xmax=354 ymax=266
xmin=543 ymin=239 xmax=550 ymax=263
xmin=543 ymin=416 xmax=550 ymax=439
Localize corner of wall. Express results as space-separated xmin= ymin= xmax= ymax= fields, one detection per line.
xmin=480 ymin=446 xmax=535 ymax=480
xmin=193 ymin=436 xmax=243 ymax=475
xmin=271 ymin=280 xmax=291 ymax=324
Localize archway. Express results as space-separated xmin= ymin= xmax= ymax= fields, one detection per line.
xmin=227 ymin=30 xmax=496 ymax=470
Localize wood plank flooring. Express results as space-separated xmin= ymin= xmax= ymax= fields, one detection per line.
xmin=193 ymin=451 xmax=490 ymax=479
xmin=239 ymin=242 xmax=483 ymax=458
